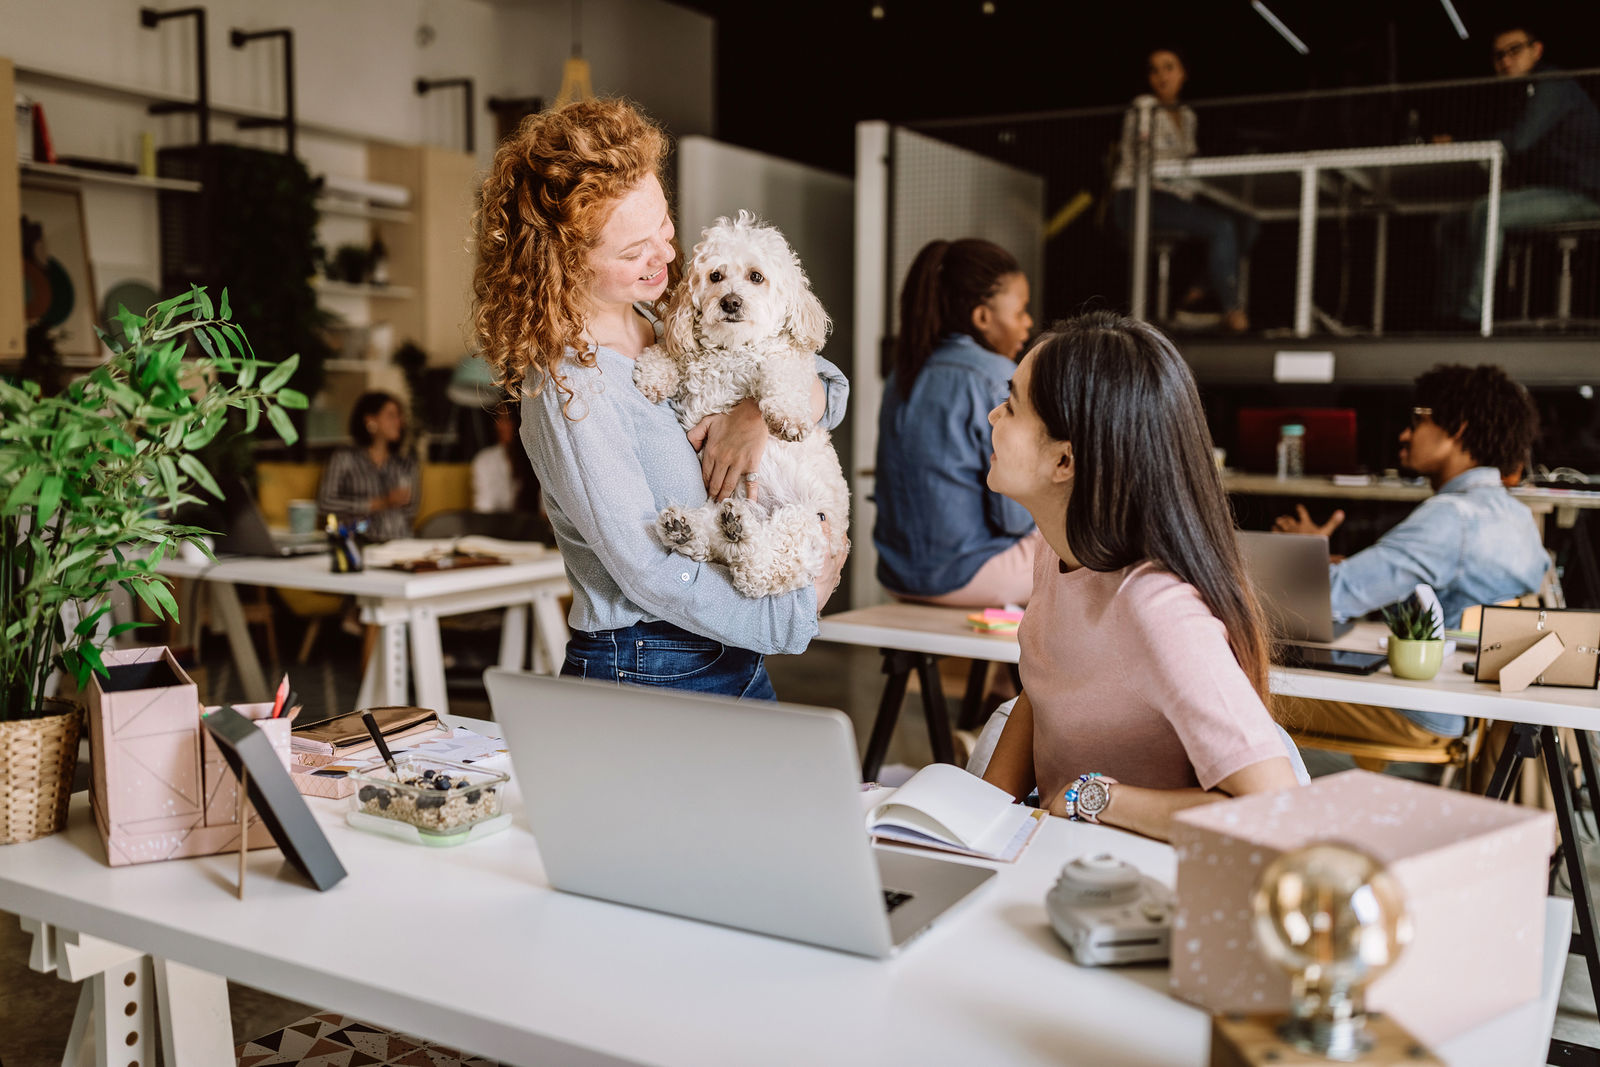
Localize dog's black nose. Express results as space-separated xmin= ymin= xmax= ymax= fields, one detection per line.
xmin=719 ymin=294 xmax=743 ymax=315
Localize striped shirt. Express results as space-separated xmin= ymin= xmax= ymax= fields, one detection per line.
xmin=316 ymin=447 xmax=419 ymax=542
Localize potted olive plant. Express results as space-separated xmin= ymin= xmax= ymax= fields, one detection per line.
xmin=1 ymin=287 xmax=303 ymax=843
xmin=1383 ymin=599 xmax=1446 ymax=681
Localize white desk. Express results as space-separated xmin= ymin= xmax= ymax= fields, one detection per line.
xmin=1150 ymin=140 xmax=1506 ymax=337
xmin=0 ymin=787 xmax=1568 ymax=1067
xmin=157 ymin=554 xmax=571 ymax=716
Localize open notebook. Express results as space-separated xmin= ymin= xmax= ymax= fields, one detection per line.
xmin=867 ymin=764 xmax=1045 ymax=863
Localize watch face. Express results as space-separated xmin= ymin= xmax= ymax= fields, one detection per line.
xmin=1076 ymin=778 xmax=1111 ymax=815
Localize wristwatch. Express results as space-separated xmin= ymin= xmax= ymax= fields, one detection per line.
xmin=1064 ymin=773 xmax=1117 ymax=823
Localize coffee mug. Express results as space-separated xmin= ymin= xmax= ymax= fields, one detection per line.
xmin=288 ymin=499 xmax=319 ymax=535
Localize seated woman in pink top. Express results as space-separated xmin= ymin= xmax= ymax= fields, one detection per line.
xmin=981 ymin=312 xmax=1300 ymax=841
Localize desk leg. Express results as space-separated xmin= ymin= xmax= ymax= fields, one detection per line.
xmin=1485 ymin=722 xmax=1541 ymax=801
xmin=408 ymin=608 xmax=450 ymax=717
xmin=1544 ymin=727 xmax=1600 ymax=1066
xmin=915 ymin=655 xmax=957 ymax=767
xmin=52 ymin=931 xmax=155 ymax=1067
xmin=208 ymin=582 xmax=268 ymax=702
xmin=959 ymin=660 xmax=989 ymax=731
xmin=151 ymin=957 xmax=232 ymax=1066
xmin=862 ymin=650 xmax=915 ymax=782
xmin=499 ymin=605 xmax=528 ymax=672
xmin=531 ymin=589 xmax=570 ymax=676
xmin=1294 ymin=164 xmax=1318 ymax=338
xmin=358 ymin=620 xmax=409 ymax=709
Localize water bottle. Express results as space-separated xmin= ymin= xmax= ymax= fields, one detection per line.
xmin=1276 ymin=424 xmax=1305 ymax=480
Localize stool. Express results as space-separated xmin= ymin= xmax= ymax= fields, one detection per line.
xmin=1151 ymin=230 xmax=1251 ymax=325
xmin=1501 ymin=220 xmax=1600 ymax=330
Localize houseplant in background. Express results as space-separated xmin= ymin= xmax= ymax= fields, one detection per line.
xmin=1 ymin=286 xmax=304 ymax=843
xmin=1383 ymin=598 xmax=1445 ymax=681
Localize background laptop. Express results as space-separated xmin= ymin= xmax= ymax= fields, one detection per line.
xmin=214 ymin=475 xmax=325 ymax=557
xmin=1236 ymin=530 xmax=1353 ymax=643
xmin=482 ymin=670 xmax=995 ymax=958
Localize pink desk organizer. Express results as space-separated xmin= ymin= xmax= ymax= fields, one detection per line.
xmin=86 ymin=647 xmax=292 ymax=866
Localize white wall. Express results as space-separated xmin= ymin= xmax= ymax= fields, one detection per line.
xmin=1 ymin=0 xmax=713 ymax=164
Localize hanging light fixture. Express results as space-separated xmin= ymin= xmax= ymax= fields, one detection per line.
xmin=1251 ymin=1 xmax=1309 ymax=55
xmin=553 ymin=0 xmax=594 ymax=108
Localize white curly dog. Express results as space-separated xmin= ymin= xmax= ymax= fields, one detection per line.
xmin=633 ymin=211 xmax=849 ymax=599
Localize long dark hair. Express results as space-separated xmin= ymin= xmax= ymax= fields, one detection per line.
xmin=893 ymin=238 xmax=1021 ymax=397
xmin=348 ymin=391 xmax=407 ymax=452
xmin=1028 ymin=311 xmax=1271 ymax=704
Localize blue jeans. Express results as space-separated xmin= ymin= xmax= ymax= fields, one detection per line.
xmin=1114 ymin=189 xmax=1260 ymax=312
xmin=1435 ymin=185 xmax=1600 ymax=320
xmin=560 ymin=619 xmax=777 ymax=700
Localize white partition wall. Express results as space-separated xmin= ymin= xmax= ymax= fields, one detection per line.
xmin=677 ymin=136 xmax=858 ymax=601
xmin=851 ymin=122 xmax=1046 ymax=608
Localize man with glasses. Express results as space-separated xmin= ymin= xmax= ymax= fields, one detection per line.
xmin=1435 ymin=24 xmax=1600 ymax=327
xmin=1272 ymin=364 xmax=1547 ymax=747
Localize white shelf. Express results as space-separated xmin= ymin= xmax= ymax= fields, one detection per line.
xmin=313 ymin=280 xmax=415 ymax=299
xmin=315 ymin=197 xmax=413 ymax=224
xmin=19 ymin=160 xmax=201 ymax=193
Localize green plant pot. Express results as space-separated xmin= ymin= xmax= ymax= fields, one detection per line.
xmin=1388 ymin=638 xmax=1445 ymax=681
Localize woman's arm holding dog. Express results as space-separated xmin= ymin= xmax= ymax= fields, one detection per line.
xmin=687 ymin=355 xmax=848 ymax=502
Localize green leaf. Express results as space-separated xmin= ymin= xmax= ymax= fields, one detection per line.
xmin=260 ymin=354 xmax=300 ymax=393
xmin=74 ymin=603 xmax=113 ymax=637
xmin=150 ymin=581 xmax=180 ymax=620
xmin=177 ymin=453 xmax=222 ymax=500
xmin=35 ymin=475 xmax=63 ymax=525
xmin=156 ymin=454 xmax=180 ymax=504
xmin=181 ymin=414 xmax=225 ymax=452
xmin=266 ymin=404 xmax=299 ymax=446
xmin=276 ymin=388 xmax=309 ymax=410
xmin=238 ymin=359 xmax=257 ymax=389
xmin=191 ymin=326 xmax=217 ymax=358
xmin=3 ymin=468 xmax=43 ymax=515
xmin=219 ymin=287 xmax=231 ymax=320
xmin=107 ymin=621 xmax=150 ymax=638
xmin=80 ymin=642 xmax=106 ymax=675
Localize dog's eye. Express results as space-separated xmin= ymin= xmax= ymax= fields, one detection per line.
xmin=708 ymin=271 xmax=722 ymax=283
xmin=749 ymin=271 xmax=764 ymax=284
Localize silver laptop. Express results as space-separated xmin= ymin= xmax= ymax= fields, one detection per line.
xmin=1237 ymin=530 xmax=1353 ymax=643
xmin=482 ymin=670 xmax=996 ymax=958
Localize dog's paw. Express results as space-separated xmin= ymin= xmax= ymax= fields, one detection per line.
xmin=769 ymin=417 xmax=808 ymax=442
xmin=657 ymin=509 xmax=694 ymax=546
xmin=718 ymin=499 xmax=747 ymax=543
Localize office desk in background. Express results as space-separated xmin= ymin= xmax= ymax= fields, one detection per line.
xmin=1151 ymin=140 xmax=1506 ymax=337
xmin=0 ymin=785 xmax=1569 ymax=1067
xmin=156 ymin=554 xmax=572 ymax=715
xmin=1224 ymin=472 xmax=1600 ymax=536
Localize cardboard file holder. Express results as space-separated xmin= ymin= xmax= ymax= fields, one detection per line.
xmin=85 ymin=647 xmax=291 ymax=866
xmin=1474 ymin=606 xmax=1600 ymax=691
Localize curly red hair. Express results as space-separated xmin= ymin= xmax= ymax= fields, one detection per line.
xmin=473 ymin=98 xmax=678 ymax=410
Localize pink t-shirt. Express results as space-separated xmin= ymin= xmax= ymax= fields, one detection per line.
xmin=1020 ymin=544 xmax=1284 ymax=806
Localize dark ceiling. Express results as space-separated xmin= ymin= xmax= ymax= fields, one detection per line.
xmin=667 ymin=0 xmax=1600 ymax=174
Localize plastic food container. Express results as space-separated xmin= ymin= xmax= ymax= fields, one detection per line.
xmin=347 ymin=754 xmax=507 ymax=837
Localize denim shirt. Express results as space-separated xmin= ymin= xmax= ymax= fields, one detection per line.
xmin=1329 ymin=466 xmax=1547 ymax=737
xmin=873 ymin=333 xmax=1035 ymax=597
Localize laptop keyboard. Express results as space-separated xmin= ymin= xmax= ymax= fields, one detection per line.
xmin=883 ymin=889 xmax=913 ymax=913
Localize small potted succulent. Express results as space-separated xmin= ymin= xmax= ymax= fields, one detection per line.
xmin=1383 ymin=599 xmax=1445 ymax=681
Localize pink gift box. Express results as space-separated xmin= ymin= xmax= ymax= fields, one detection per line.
xmin=1170 ymin=769 xmax=1552 ymax=1047
xmin=86 ymin=647 xmax=291 ymax=866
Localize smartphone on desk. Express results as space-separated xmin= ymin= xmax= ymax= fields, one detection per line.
xmin=1276 ymin=643 xmax=1388 ymax=675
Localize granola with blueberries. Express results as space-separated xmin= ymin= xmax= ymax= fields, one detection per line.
xmin=355 ymin=764 xmax=503 ymax=833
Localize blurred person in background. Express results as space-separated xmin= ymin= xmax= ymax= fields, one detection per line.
xmin=1435 ymin=24 xmax=1600 ymax=326
xmin=1112 ymin=47 xmax=1258 ymax=333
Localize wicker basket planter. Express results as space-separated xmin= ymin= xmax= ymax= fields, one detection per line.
xmin=1 ymin=699 xmax=84 ymax=845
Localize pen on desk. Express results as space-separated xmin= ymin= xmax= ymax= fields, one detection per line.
xmin=275 ymin=686 xmax=299 ymax=720
xmin=362 ymin=710 xmax=399 ymax=775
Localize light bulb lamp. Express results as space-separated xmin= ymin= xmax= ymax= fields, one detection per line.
xmin=416 ymin=77 xmax=475 ymax=154
xmin=229 ymin=28 xmax=297 ymax=157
